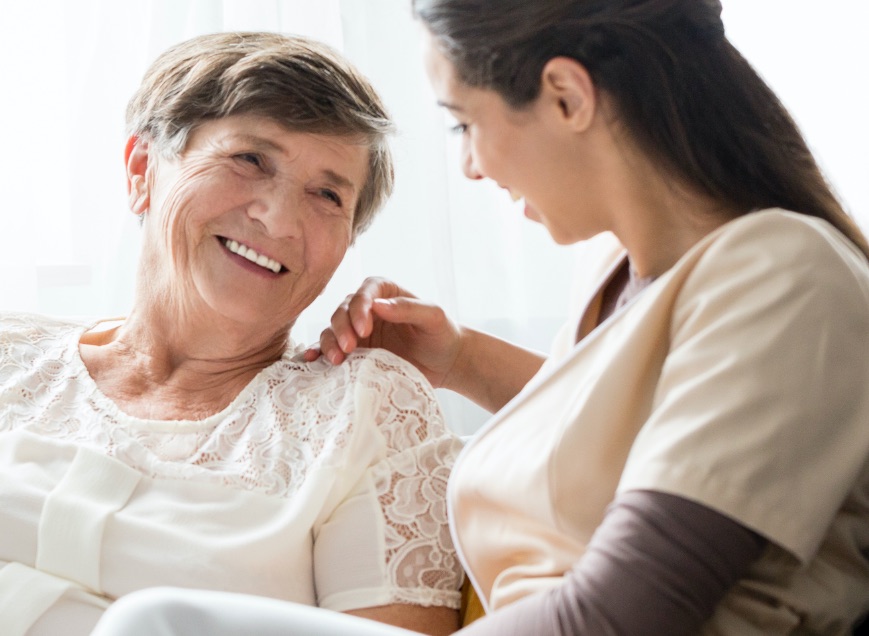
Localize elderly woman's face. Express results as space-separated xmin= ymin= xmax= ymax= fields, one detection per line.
xmin=140 ymin=114 xmax=368 ymax=329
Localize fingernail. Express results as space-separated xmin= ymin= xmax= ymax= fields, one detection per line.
xmin=338 ymin=336 xmax=350 ymax=352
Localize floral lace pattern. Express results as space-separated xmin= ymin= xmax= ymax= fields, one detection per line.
xmin=0 ymin=312 xmax=463 ymax=607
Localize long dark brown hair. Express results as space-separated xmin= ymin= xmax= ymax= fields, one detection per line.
xmin=413 ymin=0 xmax=869 ymax=259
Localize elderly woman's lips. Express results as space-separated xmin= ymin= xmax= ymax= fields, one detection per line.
xmin=221 ymin=238 xmax=284 ymax=274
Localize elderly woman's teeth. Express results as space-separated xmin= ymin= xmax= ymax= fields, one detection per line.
xmin=224 ymin=238 xmax=282 ymax=274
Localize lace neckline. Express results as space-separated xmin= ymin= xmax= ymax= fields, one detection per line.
xmin=66 ymin=320 xmax=302 ymax=432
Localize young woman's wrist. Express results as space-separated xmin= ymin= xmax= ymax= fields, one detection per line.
xmin=439 ymin=324 xmax=476 ymax=396
xmin=441 ymin=327 xmax=545 ymax=413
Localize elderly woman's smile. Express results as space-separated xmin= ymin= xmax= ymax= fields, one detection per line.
xmin=220 ymin=237 xmax=286 ymax=274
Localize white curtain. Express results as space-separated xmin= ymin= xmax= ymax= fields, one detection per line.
xmin=1 ymin=0 xmax=867 ymax=433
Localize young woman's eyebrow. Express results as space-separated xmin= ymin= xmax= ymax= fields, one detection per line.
xmin=437 ymin=100 xmax=464 ymax=112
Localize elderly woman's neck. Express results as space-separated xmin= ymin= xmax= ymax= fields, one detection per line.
xmin=126 ymin=304 xmax=290 ymax=361
xmin=79 ymin=308 xmax=292 ymax=421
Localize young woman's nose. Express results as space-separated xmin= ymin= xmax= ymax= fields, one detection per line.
xmin=461 ymin=137 xmax=484 ymax=180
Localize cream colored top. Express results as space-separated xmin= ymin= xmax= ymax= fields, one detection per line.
xmin=449 ymin=209 xmax=869 ymax=634
xmin=0 ymin=314 xmax=463 ymax=636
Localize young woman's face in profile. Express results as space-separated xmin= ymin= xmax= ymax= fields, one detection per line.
xmin=420 ymin=28 xmax=610 ymax=245
xmin=140 ymin=114 xmax=368 ymax=330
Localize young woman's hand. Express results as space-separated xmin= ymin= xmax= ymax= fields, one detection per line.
xmin=305 ymin=277 xmax=463 ymax=389
xmin=306 ymin=277 xmax=548 ymax=412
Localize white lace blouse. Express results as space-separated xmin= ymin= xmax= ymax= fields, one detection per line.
xmin=0 ymin=313 xmax=463 ymax=636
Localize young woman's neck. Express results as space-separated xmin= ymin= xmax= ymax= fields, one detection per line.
xmin=605 ymin=139 xmax=744 ymax=278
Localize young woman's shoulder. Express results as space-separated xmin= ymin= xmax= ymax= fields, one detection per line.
xmin=713 ymin=208 xmax=868 ymax=274
xmin=676 ymin=208 xmax=869 ymax=312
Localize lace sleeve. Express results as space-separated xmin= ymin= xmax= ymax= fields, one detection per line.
xmin=313 ymin=349 xmax=464 ymax=611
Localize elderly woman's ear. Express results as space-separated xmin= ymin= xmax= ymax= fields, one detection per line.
xmin=124 ymin=135 xmax=150 ymax=215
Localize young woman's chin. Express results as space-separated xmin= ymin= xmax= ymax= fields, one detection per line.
xmin=523 ymin=201 xmax=542 ymax=223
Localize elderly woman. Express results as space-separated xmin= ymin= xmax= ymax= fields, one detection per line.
xmin=0 ymin=32 xmax=462 ymax=636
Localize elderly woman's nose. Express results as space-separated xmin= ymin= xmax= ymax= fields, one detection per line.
xmin=246 ymin=194 xmax=303 ymax=238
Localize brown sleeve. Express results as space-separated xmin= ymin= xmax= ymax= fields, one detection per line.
xmin=458 ymin=489 xmax=766 ymax=636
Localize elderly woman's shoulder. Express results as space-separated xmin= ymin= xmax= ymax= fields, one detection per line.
xmin=339 ymin=348 xmax=461 ymax=450
xmin=0 ymin=311 xmax=93 ymax=340
xmin=283 ymin=345 xmax=451 ymax=431
xmin=287 ymin=346 xmax=435 ymax=394
xmin=344 ymin=347 xmax=437 ymax=393
xmin=305 ymin=347 xmax=436 ymax=394
xmin=278 ymin=346 xmax=459 ymax=451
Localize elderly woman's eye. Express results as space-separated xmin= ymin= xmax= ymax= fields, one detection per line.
xmin=236 ymin=153 xmax=263 ymax=168
xmin=320 ymin=189 xmax=343 ymax=206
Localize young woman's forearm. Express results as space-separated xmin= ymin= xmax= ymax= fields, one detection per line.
xmin=458 ymin=490 xmax=766 ymax=635
xmin=444 ymin=327 xmax=546 ymax=413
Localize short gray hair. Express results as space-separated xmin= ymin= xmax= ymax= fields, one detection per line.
xmin=126 ymin=31 xmax=395 ymax=236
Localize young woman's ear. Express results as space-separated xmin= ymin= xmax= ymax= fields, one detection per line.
xmin=539 ymin=57 xmax=597 ymax=133
xmin=124 ymin=135 xmax=151 ymax=216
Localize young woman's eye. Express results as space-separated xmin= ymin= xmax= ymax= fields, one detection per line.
xmin=319 ymin=189 xmax=343 ymax=206
xmin=449 ymin=123 xmax=468 ymax=135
